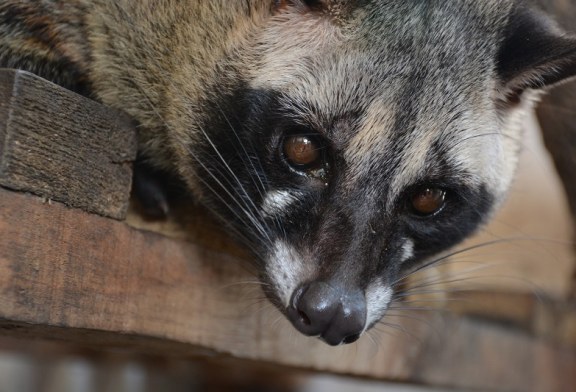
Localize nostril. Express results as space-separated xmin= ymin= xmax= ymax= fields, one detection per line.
xmin=342 ymin=333 xmax=361 ymax=345
xmin=298 ymin=310 xmax=311 ymax=326
xmin=290 ymin=284 xmax=306 ymax=308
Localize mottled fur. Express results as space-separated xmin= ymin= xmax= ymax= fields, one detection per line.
xmin=2 ymin=0 xmax=576 ymax=345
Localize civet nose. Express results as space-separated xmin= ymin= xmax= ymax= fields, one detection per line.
xmin=287 ymin=281 xmax=367 ymax=346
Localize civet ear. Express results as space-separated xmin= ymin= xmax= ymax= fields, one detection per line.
xmin=497 ymin=3 xmax=576 ymax=97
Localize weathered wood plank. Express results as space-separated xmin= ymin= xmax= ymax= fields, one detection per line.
xmin=0 ymin=69 xmax=137 ymax=219
xmin=0 ymin=188 xmax=574 ymax=392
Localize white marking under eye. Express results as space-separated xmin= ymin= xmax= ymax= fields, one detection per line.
xmin=261 ymin=189 xmax=301 ymax=217
xmin=364 ymin=279 xmax=393 ymax=330
xmin=266 ymin=240 xmax=310 ymax=307
xmin=401 ymin=239 xmax=415 ymax=262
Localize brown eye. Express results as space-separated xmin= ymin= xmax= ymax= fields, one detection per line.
xmin=283 ymin=135 xmax=320 ymax=168
xmin=411 ymin=188 xmax=446 ymax=216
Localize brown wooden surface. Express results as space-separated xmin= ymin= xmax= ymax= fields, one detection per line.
xmin=0 ymin=69 xmax=137 ymax=219
xmin=0 ymin=188 xmax=574 ymax=392
xmin=533 ymin=0 xmax=576 ymax=298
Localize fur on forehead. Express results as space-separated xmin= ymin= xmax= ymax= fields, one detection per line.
xmin=253 ymin=0 xmax=522 ymax=202
xmin=253 ymin=0 xmax=515 ymax=101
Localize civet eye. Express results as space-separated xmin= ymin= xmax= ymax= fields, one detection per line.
xmin=283 ymin=135 xmax=321 ymax=168
xmin=411 ymin=187 xmax=446 ymax=216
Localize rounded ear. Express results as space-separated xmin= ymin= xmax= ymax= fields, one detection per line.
xmin=497 ymin=3 xmax=576 ymax=96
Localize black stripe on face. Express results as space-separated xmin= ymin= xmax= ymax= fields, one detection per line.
xmin=191 ymin=87 xmax=361 ymax=253
xmin=392 ymin=135 xmax=496 ymax=271
xmin=340 ymin=116 xmax=496 ymax=277
xmin=400 ymin=184 xmax=494 ymax=263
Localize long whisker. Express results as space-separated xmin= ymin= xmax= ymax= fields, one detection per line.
xmin=181 ymin=166 xmax=272 ymax=254
xmin=393 ymin=235 xmax=569 ymax=286
xmin=211 ymin=102 xmax=289 ymax=243
xmin=372 ymin=322 xmax=423 ymax=344
xmin=127 ymin=78 xmax=275 ymax=253
xmin=189 ymin=151 xmax=275 ymax=249
xmin=187 ymin=136 xmax=274 ymax=246
xmin=212 ymin=101 xmax=268 ymax=199
xmin=400 ymin=262 xmax=495 ymax=289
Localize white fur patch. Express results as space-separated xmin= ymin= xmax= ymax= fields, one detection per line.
xmin=363 ymin=240 xmax=412 ymax=329
xmin=266 ymin=240 xmax=311 ymax=307
xmin=261 ymin=189 xmax=301 ymax=217
xmin=400 ymin=238 xmax=415 ymax=262
xmin=364 ymin=279 xmax=393 ymax=329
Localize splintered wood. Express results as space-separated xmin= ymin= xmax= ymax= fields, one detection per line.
xmin=0 ymin=69 xmax=137 ymax=219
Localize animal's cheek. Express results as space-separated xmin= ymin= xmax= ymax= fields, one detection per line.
xmin=260 ymin=189 xmax=304 ymax=218
xmin=263 ymin=240 xmax=315 ymax=308
xmin=364 ymin=278 xmax=394 ymax=330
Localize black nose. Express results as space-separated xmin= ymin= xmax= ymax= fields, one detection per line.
xmin=286 ymin=282 xmax=367 ymax=346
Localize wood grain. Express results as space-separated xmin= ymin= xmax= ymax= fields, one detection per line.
xmin=0 ymin=69 xmax=137 ymax=219
xmin=0 ymin=188 xmax=574 ymax=392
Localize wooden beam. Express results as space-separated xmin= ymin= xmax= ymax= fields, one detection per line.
xmin=0 ymin=188 xmax=574 ymax=392
xmin=0 ymin=69 xmax=137 ymax=219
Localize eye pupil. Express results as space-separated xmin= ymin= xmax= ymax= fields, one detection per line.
xmin=284 ymin=135 xmax=320 ymax=167
xmin=411 ymin=188 xmax=446 ymax=215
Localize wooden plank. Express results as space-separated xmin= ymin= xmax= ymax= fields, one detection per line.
xmin=0 ymin=188 xmax=574 ymax=392
xmin=0 ymin=69 xmax=137 ymax=219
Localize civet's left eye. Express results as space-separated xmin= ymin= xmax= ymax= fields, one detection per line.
xmin=281 ymin=133 xmax=330 ymax=182
xmin=283 ymin=135 xmax=321 ymax=169
xmin=411 ymin=187 xmax=446 ymax=216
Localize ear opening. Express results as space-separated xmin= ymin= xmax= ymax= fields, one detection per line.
xmin=497 ymin=3 xmax=576 ymax=97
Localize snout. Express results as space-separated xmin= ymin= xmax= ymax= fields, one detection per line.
xmin=286 ymin=281 xmax=367 ymax=346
